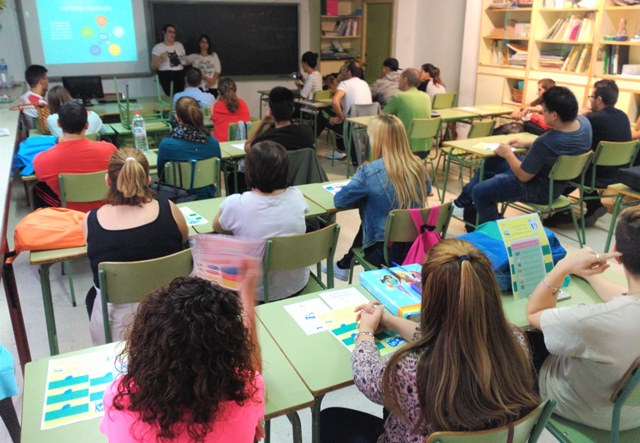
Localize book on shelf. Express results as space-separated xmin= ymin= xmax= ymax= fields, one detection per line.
xmin=603 ymin=45 xmax=631 ymax=75
xmin=544 ymin=13 xmax=594 ymax=42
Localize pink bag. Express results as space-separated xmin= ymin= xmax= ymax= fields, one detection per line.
xmin=402 ymin=206 xmax=442 ymax=265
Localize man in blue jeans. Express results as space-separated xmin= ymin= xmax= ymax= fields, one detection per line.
xmin=452 ymin=86 xmax=592 ymax=225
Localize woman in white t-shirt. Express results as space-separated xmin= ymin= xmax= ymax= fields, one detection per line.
xmin=296 ymin=51 xmax=322 ymax=100
xmin=46 ymin=86 xmax=104 ymax=138
xmin=187 ymin=34 xmax=222 ymax=98
xmin=151 ymin=24 xmax=186 ymax=95
xmin=418 ymin=63 xmax=447 ymax=100
xmin=214 ymin=140 xmax=309 ymax=302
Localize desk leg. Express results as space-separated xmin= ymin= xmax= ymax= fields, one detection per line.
xmin=2 ymin=254 xmax=31 ymax=372
xmin=345 ymin=123 xmax=353 ymax=178
xmin=264 ymin=419 xmax=271 ymax=443
xmin=311 ymin=394 xmax=325 ymax=443
xmin=287 ymin=412 xmax=303 ymax=443
xmin=38 ymin=263 xmax=59 ymax=356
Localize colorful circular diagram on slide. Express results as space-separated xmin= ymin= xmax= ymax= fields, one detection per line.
xmin=80 ymin=15 xmax=124 ymax=58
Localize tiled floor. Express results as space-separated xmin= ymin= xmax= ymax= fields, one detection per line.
xmin=0 ymin=135 xmax=620 ymax=442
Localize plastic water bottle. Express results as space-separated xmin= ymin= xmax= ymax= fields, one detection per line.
xmin=132 ymin=112 xmax=149 ymax=153
xmin=0 ymin=59 xmax=8 ymax=87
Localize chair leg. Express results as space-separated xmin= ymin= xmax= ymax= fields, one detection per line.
xmin=62 ymin=261 xmax=77 ymax=307
xmin=287 ymin=412 xmax=303 ymax=443
xmin=0 ymin=398 xmax=20 ymax=443
xmin=605 ymin=195 xmax=624 ymax=252
xmin=441 ymin=154 xmax=453 ymax=203
xmin=568 ymin=207 xmax=583 ymax=248
xmin=348 ymin=256 xmax=357 ymax=284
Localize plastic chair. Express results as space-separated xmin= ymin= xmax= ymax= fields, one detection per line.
xmin=58 ymin=170 xmax=109 ymax=307
xmin=262 ymin=223 xmax=340 ymax=303
xmin=426 ymin=399 xmax=556 ymax=443
xmin=287 ymin=148 xmax=329 ymax=186
xmin=163 ymin=157 xmax=221 ymax=198
xmin=500 ymin=151 xmax=593 ymax=247
xmin=344 ymin=102 xmax=381 ymax=177
xmin=570 ymin=140 xmax=640 ymax=245
xmin=348 ymin=203 xmax=453 ymax=283
xmin=432 ymin=92 xmax=457 ymax=110
xmin=98 ymin=248 xmax=193 ymax=343
xmin=313 ymin=89 xmax=333 ymax=102
xmin=546 ymin=357 xmax=640 ymax=443
xmin=227 ymin=120 xmax=261 ymax=141
xmin=408 ymin=117 xmax=443 ymax=200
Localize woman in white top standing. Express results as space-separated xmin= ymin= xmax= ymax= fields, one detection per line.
xmin=188 ymin=34 xmax=222 ymax=98
xmin=418 ymin=63 xmax=447 ymax=100
xmin=151 ymin=24 xmax=186 ymax=96
xmin=296 ymin=51 xmax=322 ymax=100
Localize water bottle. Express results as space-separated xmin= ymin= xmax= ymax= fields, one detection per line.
xmin=0 ymin=59 xmax=8 ymax=87
xmin=132 ymin=112 xmax=149 ymax=153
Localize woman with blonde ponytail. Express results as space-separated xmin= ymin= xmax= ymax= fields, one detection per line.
xmin=320 ymin=239 xmax=539 ymax=442
xmin=83 ymin=148 xmax=188 ymax=344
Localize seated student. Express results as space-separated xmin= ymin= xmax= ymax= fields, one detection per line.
xmin=84 ymin=148 xmax=188 ymax=344
xmin=526 ymin=206 xmax=640 ymax=431
xmin=212 ymin=77 xmax=250 ymax=142
xmin=33 ymin=102 xmax=117 ymax=211
xmin=245 ymin=87 xmax=315 ymax=152
xmin=417 ymin=63 xmax=446 ymax=100
xmin=172 ymin=67 xmax=215 ymax=108
xmin=157 ymin=96 xmax=221 ymax=199
xmin=46 ymin=86 xmax=104 ymax=138
xmin=452 ymin=86 xmax=592 ymax=226
xmin=369 ymin=57 xmax=401 ymax=107
xmin=295 ymin=51 xmax=323 ymax=100
xmin=330 ymin=115 xmax=431 ymax=280
xmin=214 ymin=141 xmax=309 ymax=302
xmin=101 ymin=274 xmax=264 ymax=443
xmin=19 ymin=64 xmax=48 ymax=121
xmin=321 ymin=239 xmax=539 ymax=442
xmin=494 ymin=78 xmax=556 ymax=136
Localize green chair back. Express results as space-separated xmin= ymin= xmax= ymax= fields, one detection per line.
xmin=549 ymin=151 xmax=593 ymax=183
xmin=468 ymin=120 xmax=497 ymax=139
xmin=313 ymin=89 xmax=333 ymax=102
xmin=408 ymin=117 xmax=442 ymax=154
xmin=58 ymin=170 xmax=108 ymax=206
xmin=115 ymin=77 xmax=170 ymax=130
xmin=164 ymin=157 xmax=221 ymax=195
xmin=263 ymin=223 xmax=340 ymax=303
xmin=228 ymin=119 xmax=261 ymax=141
xmin=432 ymin=92 xmax=457 ymax=110
xmin=427 ymin=399 xmax=556 ymax=443
xmin=97 ymin=248 xmax=193 ymax=343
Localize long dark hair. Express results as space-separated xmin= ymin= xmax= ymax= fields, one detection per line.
xmin=421 ymin=63 xmax=445 ymax=87
xmin=218 ymin=77 xmax=239 ymax=113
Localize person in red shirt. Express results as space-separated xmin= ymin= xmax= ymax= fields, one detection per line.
xmin=211 ymin=77 xmax=250 ymax=142
xmin=33 ymin=102 xmax=117 ymax=212
xmin=19 ymin=64 xmax=49 ymax=121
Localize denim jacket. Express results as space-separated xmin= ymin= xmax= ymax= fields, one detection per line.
xmin=334 ymin=159 xmax=428 ymax=249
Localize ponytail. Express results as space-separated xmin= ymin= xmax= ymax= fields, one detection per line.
xmin=218 ymin=77 xmax=239 ymax=113
xmin=106 ymin=148 xmax=154 ymax=206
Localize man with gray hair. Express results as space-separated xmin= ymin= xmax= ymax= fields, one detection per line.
xmin=383 ymin=68 xmax=432 ymax=152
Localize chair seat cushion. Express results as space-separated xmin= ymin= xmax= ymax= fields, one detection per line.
xmin=548 ymin=414 xmax=640 ymax=443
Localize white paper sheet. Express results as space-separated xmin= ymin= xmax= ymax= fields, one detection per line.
xmin=319 ymin=287 xmax=369 ymax=310
xmin=284 ymin=297 xmax=332 ymax=335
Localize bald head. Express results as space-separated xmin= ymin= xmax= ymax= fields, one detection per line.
xmin=399 ymin=68 xmax=420 ymax=91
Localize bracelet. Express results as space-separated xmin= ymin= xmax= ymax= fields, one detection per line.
xmin=542 ymin=278 xmax=561 ymax=296
xmin=355 ymin=331 xmax=375 ymax=341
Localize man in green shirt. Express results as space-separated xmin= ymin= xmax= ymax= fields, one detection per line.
xmin=383 ymin=68 xmax=432 ymax=153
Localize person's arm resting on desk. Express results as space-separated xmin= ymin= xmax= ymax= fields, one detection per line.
xmin=494 ymin=139 xmax=535 ymax=182
xmin=329 ymin=89 xmax=346 ymax=125
xmin=526 ymin=247 xmax=621 ymax=329
xmin=333 ymin=172 xmax=366 ymax=209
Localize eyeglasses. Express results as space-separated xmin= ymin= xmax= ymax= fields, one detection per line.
xmin=588 ymin=95 xmax=596 ymax=99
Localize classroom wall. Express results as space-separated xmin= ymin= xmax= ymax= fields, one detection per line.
xmin=0 ymin=0 xmax=27 ymax=86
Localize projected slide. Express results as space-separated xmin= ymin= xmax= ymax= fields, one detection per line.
xmin=36 ymin=0 xmax=138 ymax=65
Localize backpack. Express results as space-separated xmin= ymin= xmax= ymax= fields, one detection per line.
xmin=402 ymin=206 xmax=443 ymax=265
xmin=14 ymin=207 xmax=86 ymax=254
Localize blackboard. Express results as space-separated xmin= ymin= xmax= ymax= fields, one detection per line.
xmin=150 ymin=2 xmax=299 ymax=76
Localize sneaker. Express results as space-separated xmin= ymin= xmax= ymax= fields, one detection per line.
xmin=321 ymin=262 xmax=350 ymax=281
xmin=451 ymin=201 xmax=464 ymax=218
xmin=326 ymin=150 xmax=347 ymax=160
xmin=583 ymin=206 xmax=607 ymax=228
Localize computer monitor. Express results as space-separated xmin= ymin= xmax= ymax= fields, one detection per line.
xmin=61 ymin=76 xmax=104 ymax=107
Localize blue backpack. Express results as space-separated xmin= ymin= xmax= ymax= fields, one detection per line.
xmin=13 ymin=135 xmax=57 ymax=176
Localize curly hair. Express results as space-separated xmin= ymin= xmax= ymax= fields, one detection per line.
xmin=113 ymin=277 xmax=259 ymax=442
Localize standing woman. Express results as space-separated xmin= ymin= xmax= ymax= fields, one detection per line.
xmin=418 ymin=63 xmax=446 ymax=100
xmin=331 ymin=115 xmax=430 ymax=277
xmin=83 ymin=148 xmax=188 ymax=344
xmin=296 ymin=51 xmax=323 ymax=99
xmin=151 ymin=24 xmax=186 ymax=95
xmin=321 ymin=239 xmax=539 ymax=442
xmin=187 ymin=34 xmax=222 ymax=98
xmin=212 ymin=77 xmax=251 ymax=142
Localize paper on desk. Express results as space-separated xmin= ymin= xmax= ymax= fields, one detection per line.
xmin=0 ymin=128 xmax=10 ymax=136
xmin=284 ymin=297 xmax=332 ymax=335
xmin=319 ymin=287 xmax=369 ymax=310
xmin=231 ymin=143 xmax=246 ymax=150
xmin=41 ymin=342 xmax=125 ymax=430
xmin=474 ymin=142 xmax=500 ymax=151
xmin=458 ymin=106 xmax=483 ymax=113
xmin=179 ymin=206 xmax=209 ymax=226
xmin=323 ymin=181 xmax=350 ymax=195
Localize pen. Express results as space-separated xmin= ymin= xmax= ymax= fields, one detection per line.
xmin=381 ymin=264 xmax=403 ymax=282
xmin=391 ymin=261 xmax=411 ymax=273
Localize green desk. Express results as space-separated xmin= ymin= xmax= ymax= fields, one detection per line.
xmin=434 ymin=108 xmax=478 ymax=122
xmin=455 ymin=104 xmax=513 ymax=118
xmin=296 ymin=98 xmax=332 ymax=148
xmin=21 ymin=324 xmax=314 ymax=443
xmin=296 ymin=181 xmax=346 ymax=213
xmin=92 ymin=96 xmax=170 ymax=120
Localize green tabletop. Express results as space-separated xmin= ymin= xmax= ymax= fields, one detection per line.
xmin=220 ymin=140 xmax=248 ymax=159
xmin=443 ymin=132 xmax=538 ymax=158
xmin=91 ymin=96 xmax=171 ymax=118
xmin=434 ymin=108 xmax=479 ymax=122
xmin=296 ymin=182 xmax=347 ymax=214
xmin=30 ymin=247 xmax=88 ymax=266
xmin=456 ymin=104 xmax=514 ymax=118
xmin=22 ymin=325 xmax=313 ymax=442
xmin=345 ymin=115 xmax=376 ymax=127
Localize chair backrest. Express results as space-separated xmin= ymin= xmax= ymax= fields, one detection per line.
xmin=263 ymin=223 xmax=340 ymax=303
xmin=594 ymin=140 xmax=640 ymax=168
xmin=468 ymin=120 xmax=497 ymax=139
xmin=98 ymin=248 xmax=193 ymax=343
xmin=58 ymin=170 xmax=109 ymax=206
xmin=610 ymin=357 xmax=640 ymax=438
xmin=115 ymin=77 xmax=169 ymax=129
xmin=547 ymin=151 xmax=593 ymax=205
xmin=426 ymin=399 xmax=556 ymax=443
xmin=383 ymin=203 xmax=453 ymax=265
xmin=349 ymin=102 xmax=381 ymax=117
xmin=228 ymin=119 xmax=260 ymax=141
xmin=432 ymin=92 xmax=457 ymax=110
xmin=163 ymin=157 xmax=221 ymax=194
xmin=287 ymin=148 xmax=329 ymax=186
xmin=313 ymin=89 xmax=333 ymax=102
xmin=407 ymin=117 xmax=442 ymax=154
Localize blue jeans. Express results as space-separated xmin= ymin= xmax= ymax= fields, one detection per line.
xmin=455 ymin=157 xmax=547 ymax=224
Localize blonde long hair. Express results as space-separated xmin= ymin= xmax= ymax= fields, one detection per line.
xmin=106 ymin=148 xmax=154 ymax=206
xmin=368 ymin=115 xmax=428 ymax=209
xmin=382 ymin=239 xmax=539 ymax=433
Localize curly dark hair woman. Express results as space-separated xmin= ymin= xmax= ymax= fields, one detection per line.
xmin=100 ymin=276 xmax=264 ymax=442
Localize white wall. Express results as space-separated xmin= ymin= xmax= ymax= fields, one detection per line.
xmin=0 ymin=0 xmax=27 ymax=85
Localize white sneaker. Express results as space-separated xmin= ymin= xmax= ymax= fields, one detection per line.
xmin=326 ymin=151 xmax=347 ymax=160
xmin=321 ymin=263 xmax=350 ymax=281
xmin=451 ymin=201 xmax=464 ymax=218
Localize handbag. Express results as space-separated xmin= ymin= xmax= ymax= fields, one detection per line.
xmin=150 ymin=182 xmax=197 ymax=204
xmin=14 ymin=207 xmax=86 ymax=254
xmin=402 ymin=206 xmax=442 ymax=265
